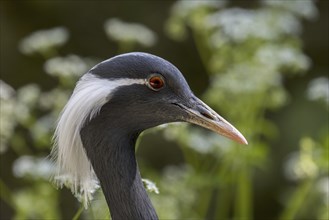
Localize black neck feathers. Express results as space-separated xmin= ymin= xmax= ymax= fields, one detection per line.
xmin=80 ymin=107 xmax=158 ymax=220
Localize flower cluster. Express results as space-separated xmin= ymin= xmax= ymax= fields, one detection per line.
xmin=307 ymin=77 xmax=329 ymax=108
xmin=104 ymin=18 xmax=157 ymax=48
xmin=0 ymin=81 xmax=16 ymax=152
xmin=19 ymin=27 xmax=69 ymax=56
xmin=44 ymin=54 xmax=96 ymax=78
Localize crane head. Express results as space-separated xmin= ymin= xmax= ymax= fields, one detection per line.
xmin=88 ymin=52 xmax=247 ymax=144
xmin=52 ymin=52 xmax=247 ymax=205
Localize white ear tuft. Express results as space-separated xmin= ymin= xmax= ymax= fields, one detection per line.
xmin=51 ymin=73 xmax=145 ymax=207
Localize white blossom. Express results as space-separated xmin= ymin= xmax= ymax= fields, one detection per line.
xmin=263 ymin=0 xmax=318 ymax=20
xmin=171 ymin=0 xmax=227 ymax=18
xmin=142 ymin=178 xmax=160 ymax=194
xmin=284 ymin=138 xmax=318 ymax=181
xmin=0 ymin=81 xmax=16 ymax=153
xmin=213 ymin=63 xmax=281 ymax=94
xmin=104 ymin=18 xmax=157 ymax=47
xmin=0 ymin=80 xmax=15 ymax=99
xmin=207 ymin=8 xmax=301 ymax=42
xmin=255 ymin=45 xmax=311 ymax=71
xmin=13 ymin=156 xmax=54 ymax=179
xmin=44 ymin=54 xmax=95 ymax=78
xmin=15 ymin=84 xmax=41 ymax=124
xmin=316 ymin=177 xmax=329 ymax=205
xmin=307 ymin=77 xmax=329 ymax=107
xmin=19 ymin=27 xmax=69 ymax=55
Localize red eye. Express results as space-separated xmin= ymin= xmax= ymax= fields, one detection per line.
xmin=148 ymin=75 xmax=165 ymax=91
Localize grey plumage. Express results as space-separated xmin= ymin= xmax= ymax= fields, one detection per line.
xmin=53 ymin=52 xmax=247 ymax=220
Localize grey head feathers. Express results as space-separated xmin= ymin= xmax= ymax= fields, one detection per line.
xmin=51 ymin=52 xmax=192 ymax=206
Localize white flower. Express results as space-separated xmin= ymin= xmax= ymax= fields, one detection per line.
xmin=13 ymin=156 xmax=54 ymax=179
xmin=30 ymin=114 xmax=56 ymax=144
xmin=0 ymin=80 xmax=15 ymax=100
xmin=171 ymin=0 xmax=227 ymax=18
xmin=213 ymin=63 xmax=281 ymax=94
xmin=19 ymin=27 xmax=69 ymax=55
xmin=16 ymin=84 xmax=41 ymax=106
xmin=316 ymin=177 xmax=329 ymax=204
xmin=142 ymin=178 xmax=160 ymax=194
xmin=39 ymin=88 xmax=70 ymax=111
xmin=284 ymin=138 xmax=318 ymax=181
xmin=206 ymin=8 xmax=301 ymax=42
xmin=262 ymin=0 xmax=318 ymax=20
xmin=104 ymin=18 xmax=157 ymax=47
xmin=44 ymin=55 xmax=96 ymax=78
xmin=0 ymin=81 xmax=16 ymax=153
xmin=255 ymin=45 xmax=311 ymax=72
xmin=307 ymin=77 xmax=329 ymax=107
xmin=10 ymin=84 xmax=41 ymax=126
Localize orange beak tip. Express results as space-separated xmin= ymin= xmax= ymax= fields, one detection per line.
xmin=234 ymin=134 xmax=248 ymax=145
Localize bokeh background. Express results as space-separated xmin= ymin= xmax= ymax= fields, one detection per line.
xmin=1 ymin=1 xmax=328 ymax=220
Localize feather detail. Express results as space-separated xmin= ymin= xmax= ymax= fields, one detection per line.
xmin=51 ymin=73 xmax=145 ymax=207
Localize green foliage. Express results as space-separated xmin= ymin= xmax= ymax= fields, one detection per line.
xmin=13 ymin=181 xmax=60 ymax=220
xmin=1 ymin=1 xmax=327 ymax=220
xmin=161 ymin=1 xmax=326 ymax=219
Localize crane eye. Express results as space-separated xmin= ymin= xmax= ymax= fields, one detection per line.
xmin=147 ymin=75 xmax=165 ymax=91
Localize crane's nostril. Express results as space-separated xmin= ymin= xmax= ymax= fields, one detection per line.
xmin=200 ymin=111 xmax=215 ymax=120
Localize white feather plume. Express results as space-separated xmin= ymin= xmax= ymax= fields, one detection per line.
xmin=51 ymin=73 xmax=145 ymax=207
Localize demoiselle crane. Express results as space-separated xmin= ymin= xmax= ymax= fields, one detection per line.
xmin=52 ymin=52 xmax=247 ymax=220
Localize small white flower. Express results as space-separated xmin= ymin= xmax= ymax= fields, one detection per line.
xmin=39 ymin=88 xmax=70 ymax=111
xmin=263 ymin=0 xmax=318 ymax=20
xmin=171 ymin=0 xmax=227 ymax=18
xmin=104 ymin=18 xmax=157 ymax=47
xmin=19 ymin=27 xmax=69 ymax=55
xmin=0 ymin=80 xmax=15 ymax=100
xmin=0 ymin=81 xmax=16 ymax=153
xmin=142 ymin=178 xmax=160 ymax=194
xmin=284 ymin=138 xmax=319 ymax=181
xmin=255 ymin=45 xmax=311 ymax=72
xmin=13 ymin=156 xmax=54 ymax=179
xmin=307 ymin=77 xmax=329 ymax=107
xmin=16 ymin=84 xmax=41 ymax=106
xmin=206 ymin=8 xmax=302 ymax=42
xmin=44 ymin=55 xmax=96 ymax=78
xmin=30 ymin=114 xmax=55 ymax=144
xmin=213 ymin=63 xmax=281 ymax=94
xmin=316 ymin=177 xmax=329 ymax=204
xmin=13 ymin=84 xmax=41 ymax=125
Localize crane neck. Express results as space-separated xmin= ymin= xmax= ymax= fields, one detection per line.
xmin=80 ymin=119 xmax=158 ymax=220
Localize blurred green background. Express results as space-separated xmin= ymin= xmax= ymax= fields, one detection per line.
xmin=1 ymin=1 xmax=328 ymax=220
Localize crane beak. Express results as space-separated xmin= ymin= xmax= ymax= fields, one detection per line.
xmin=176 ymin=97 xmax=248 ymax=145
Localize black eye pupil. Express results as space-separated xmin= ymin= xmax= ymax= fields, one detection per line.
xmin=152 ymin=79 xmax=160 ymax=87
xmin=149 ymin=76 xmax=164 ymax=90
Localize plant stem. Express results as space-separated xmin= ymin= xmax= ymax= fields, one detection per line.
xmin=234 ymin=167 xmax=252 ymax=220
xmin=192 ymin=29 xmax=212 ymax=75
xmin=0 ymin=179 xmax=15 ymax=208
xmin=279 ymin=178 xmax=313 ymax=220
xmin=89 ymin=205 xmax=95 ymax=220
xmin=72 ymin=204 xmax=84 ymax=220
xmin=216 ymin=184 xmax=232 ymax=220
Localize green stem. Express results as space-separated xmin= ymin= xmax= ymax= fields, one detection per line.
xmin=215 ymin=184 xmax=232 ymax=220
xmin=279 ymin=178 xmax=313 ymax=220
xmin=0 ymin=179 xmax=15 ymax=208
xmin=72 ymin=204 xmax=84 ymax=220
xmin=89 ymin=205 xmax=95 ymax=220
xmin=40 ymin=47 xmax=58 ymax=59
xmin=198 ymin=189 xmax=213 ymax=217
xmin=191 ymin=29 xmax=212 ymax=75
xmin=118 ymin=41 xmax=134 ymax=54
xmin=234 ymin=167 xmax=252 ymax=220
